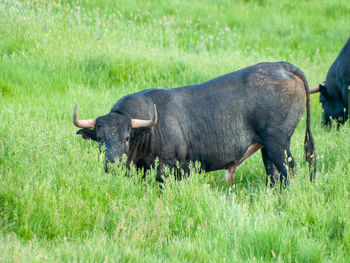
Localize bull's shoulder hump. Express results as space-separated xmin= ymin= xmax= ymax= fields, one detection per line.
xmin=110 ymin=88 xmax=172 ymax=113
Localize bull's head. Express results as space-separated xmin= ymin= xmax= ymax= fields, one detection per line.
xmin=309 ymin=82 xmax=345 ymax=127
xmin=73 ymin=103 xmax=157 ymax=171
xmin=310 ymin=82 xmax=347 ymax=127
xmin=318 ymin=83 xmax=347 ymax=127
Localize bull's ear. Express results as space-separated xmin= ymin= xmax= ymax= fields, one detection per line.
xmin=76 ymin=128 xmax=97 ymax=141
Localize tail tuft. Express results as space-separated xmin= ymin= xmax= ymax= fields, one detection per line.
xmin=304 ymin=127 xmax=316 ymax=181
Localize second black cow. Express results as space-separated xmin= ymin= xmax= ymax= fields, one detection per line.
xmin=74 ymin=62 xmax=316 ymax=187
xmin=310 ymin=38 xmax=350 ymax=127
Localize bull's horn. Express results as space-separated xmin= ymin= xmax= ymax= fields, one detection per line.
xmin=131 ymin=104 xmax=158 ymax=128
xmin=73 ymin=103 xmax=96 ymax=128
xmin=309 ymin=84 xmax=321 ymax=94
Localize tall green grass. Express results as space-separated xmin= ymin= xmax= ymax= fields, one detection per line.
xmin=0 ymin=0 xmax=349 ymax=262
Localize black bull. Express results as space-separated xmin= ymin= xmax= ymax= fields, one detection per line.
xmin=74 ymin=62 xmax=316 ymax=187
xmin=309 ymin=37 xmax=350 ymax=126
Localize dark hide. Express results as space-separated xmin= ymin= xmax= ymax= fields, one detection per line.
xmin=319 ymin=38 xmax=350 ymax=127
xmin=76 ymin=62 xmax=316 ymax=187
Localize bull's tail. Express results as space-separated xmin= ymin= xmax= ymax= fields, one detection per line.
xmin=281 ymin=62 xmax=316 ymax=181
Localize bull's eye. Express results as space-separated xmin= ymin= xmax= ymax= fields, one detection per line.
xmin=124 ymin=136 xmax=130 ymax=142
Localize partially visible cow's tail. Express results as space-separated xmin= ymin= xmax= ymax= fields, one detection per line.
xmin=281 ymin=62 xmax=316 ymax=181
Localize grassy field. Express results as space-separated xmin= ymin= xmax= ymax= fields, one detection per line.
xmin=0 ymin=0 xmax=349 ymax=261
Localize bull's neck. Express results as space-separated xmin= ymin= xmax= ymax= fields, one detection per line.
xmin=127 ymin=129 xmax=154 ymax=167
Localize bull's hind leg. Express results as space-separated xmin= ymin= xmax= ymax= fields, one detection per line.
xmin=262 ymin=137 xmax=290 ymax=189
xmin=261 ymin=147 xmax=295 ymax=187
xmin=261 ymin=148 xmax=279 ymax=187
xmin=286 ymin=148 xmax=296 ymax=178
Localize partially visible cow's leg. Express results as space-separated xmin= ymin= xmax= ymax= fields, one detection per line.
xmin=286 ymin=148 xmax=295 ymax=179
xmin=174 ymin=164 xmax=190 ymax=180
xmin=261 ymin=148 xmax=279 ymax=187
xmin=156 ymin=161 xmax=190 ymax=183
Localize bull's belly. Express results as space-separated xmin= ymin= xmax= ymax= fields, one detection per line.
xmin=189 ymin=142 xmax=263 ymax=172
